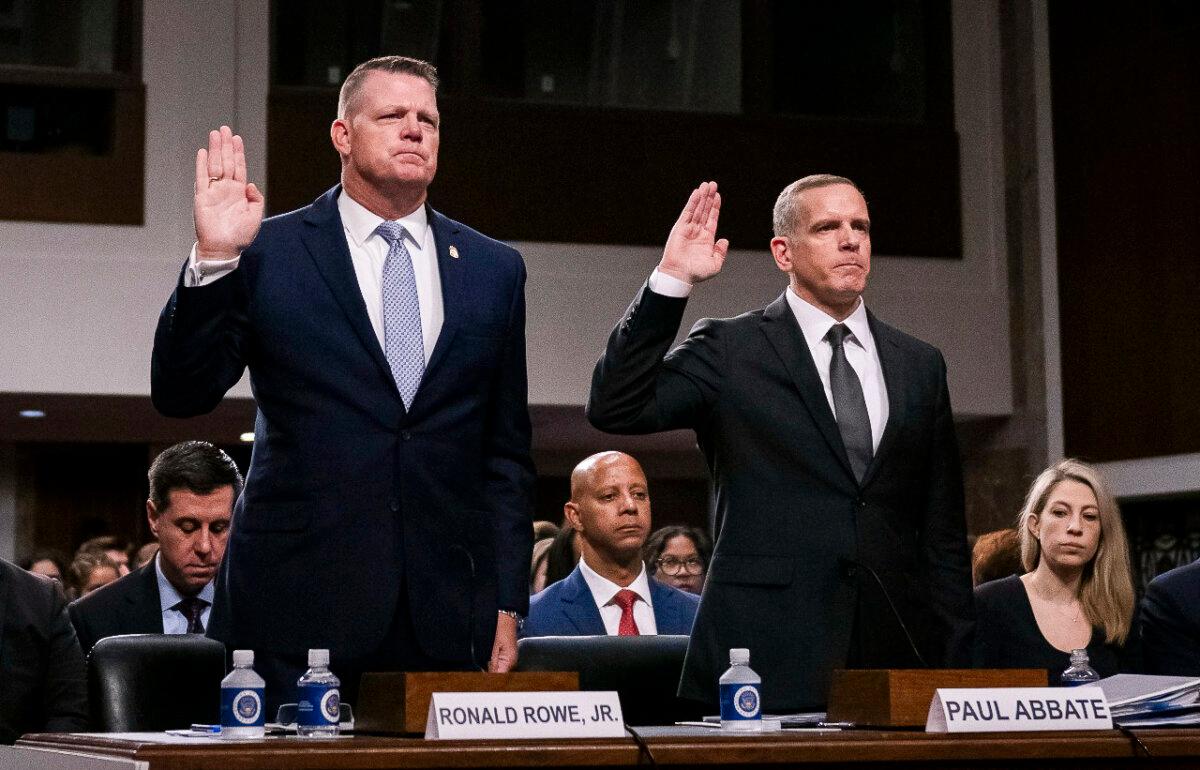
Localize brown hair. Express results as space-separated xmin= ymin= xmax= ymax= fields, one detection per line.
xmin=1016 ymin=459 xmax=1135 ymax=644
xmin=772 ymin=174 xmax=866 ymax=238
xmin=338 ymin=56 xmax=440 ymax=118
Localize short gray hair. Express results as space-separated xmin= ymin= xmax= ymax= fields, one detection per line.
xmin=772 ymin=174 xmax=865 ymax=237
xmin=338 ymin=56 xmax=440 ymax=119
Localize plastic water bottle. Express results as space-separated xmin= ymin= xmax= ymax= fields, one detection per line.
xmin=1060 ymin=648 xmax=1100 ymax=686
xmin=719 ymin=648 xmax=762 ymax=731
xmin=220 ymin=649 xmax=266 ymax=739
xmin=296 ymin=649 xmax=341 ymax=737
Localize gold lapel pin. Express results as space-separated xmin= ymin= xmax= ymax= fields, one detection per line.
xmin=449 ymin=245 xmax=460 ymax=259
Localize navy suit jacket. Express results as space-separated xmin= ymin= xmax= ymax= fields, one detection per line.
xmin=1141 ymin=559 xmax=1200 ymax=676
xmin=151 ymin=186 xmax=535 ymax=665
xmin=68 ymin=562 xmax=163 ymax=658
xmin=521 ymin=565 xmax=699 ymax=637
xmin=0 ymin=559 xmax=88 ymax=743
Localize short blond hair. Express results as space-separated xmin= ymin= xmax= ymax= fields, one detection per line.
xmin=1016 ymin=459 xmax=1134 ymax=644
xmin=338 ymin=56 xmax=439 ymax=119
xmin=772 ymin=174 xmax=865 ymax=237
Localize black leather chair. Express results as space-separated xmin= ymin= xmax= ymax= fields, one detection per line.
xmin=87 ymin=634 xmax=227 ymax=731
xmin=515 ymin=635 xmax=705 ymax=725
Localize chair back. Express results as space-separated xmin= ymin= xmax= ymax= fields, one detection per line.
xmin=516 ymin=635 xmax=703 ymax=725
xmin=88 ymin=634 xmax=227 ymax=731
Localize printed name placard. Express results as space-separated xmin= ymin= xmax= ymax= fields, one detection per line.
xmin=425 ymin=691 xmax=625 ymax=740
xmin=926 ymin=687 xmax=1112 ymax=733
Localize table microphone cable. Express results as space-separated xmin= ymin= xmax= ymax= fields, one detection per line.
xmin=624 ymin=724 xmax=658 ymax=767
xmin=1115 ymin=723 xmax=1153 ymax=757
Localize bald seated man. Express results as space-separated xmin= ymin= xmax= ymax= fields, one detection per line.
xmin=522 ymin=452 xmax=699 ymax=637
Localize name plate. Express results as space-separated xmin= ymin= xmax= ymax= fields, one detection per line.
xmin=926 ymin=687 xmax=1112 ymax=733
xmin=425 ymin=691 xmax=625 ymax=740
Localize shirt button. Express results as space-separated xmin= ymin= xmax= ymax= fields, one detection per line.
xmin=389 ymin=499 xmax=400 ymax=512
xmin=401 ymin=430 xmax=412 ymax=440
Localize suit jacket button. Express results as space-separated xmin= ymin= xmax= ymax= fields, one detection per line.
xmin=401 ymin=430 xmax=412 ymax=440
xmin=389 ymin=499 xmax=400 ymax=512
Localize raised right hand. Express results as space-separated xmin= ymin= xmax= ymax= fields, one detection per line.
xmin=194 ymin=126 xmax=264 ymax=262
xmin=657 ymin=181 xmax=730 ymax=285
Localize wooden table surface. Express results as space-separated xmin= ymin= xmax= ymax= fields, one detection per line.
xmin=15 ymin=727 xmax=1200 ymax=769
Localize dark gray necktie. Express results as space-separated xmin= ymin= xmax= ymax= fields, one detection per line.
xmin=175 ymin=596 xmax=209 ymax=634
xmin=826 ymin=323 xmax=873 ymax=482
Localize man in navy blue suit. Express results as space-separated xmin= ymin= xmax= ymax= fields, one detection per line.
xmin=151 ymin=56 xmax=534 ymax=707
xmin=523 ymin=452 xmax=699 ymax=637
xmin=1141 ymin=559 xmax=1200 ymax=676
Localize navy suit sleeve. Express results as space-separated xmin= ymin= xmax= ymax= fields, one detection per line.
xmin=918 ymin=351 xmax=975 ymax=666
xmin=1141 ymin=575 xmax=1200 ymax=676
xmin=486 ymin=258 xmax=536 ymax=614
xmin=151 ymin=263 xmax=250 ymax=417
xmin=588 ymin=284 xmax=723 ymax=433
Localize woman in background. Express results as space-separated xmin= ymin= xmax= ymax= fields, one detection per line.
xmin=974 ymin=459 xmax=1136 ymax=682
xmin=643 ymin=525 xmax=712 ymax=595
xmin=65 ymin=552 xmax=120 ymax=600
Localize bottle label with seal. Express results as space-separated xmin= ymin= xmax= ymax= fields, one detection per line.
xmin=297 ymin=685 xmax=340 ymax=726
xmin=221 ymin=687 xmax=265 ymax=727
xmin=719 ymin=683 xmax=761 ymax=721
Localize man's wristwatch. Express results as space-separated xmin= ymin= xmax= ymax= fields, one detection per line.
xmin=498 ymin=609 xmax=524 ymax=629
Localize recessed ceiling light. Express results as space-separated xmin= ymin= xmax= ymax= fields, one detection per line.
xmin=239 ymin=432 xmax=255 ymax=443
xmin=19 ymin=409 xmax=45 ymax=419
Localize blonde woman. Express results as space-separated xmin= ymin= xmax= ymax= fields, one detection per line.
xmin=974 ymin=459 xmax=1136 ymax=682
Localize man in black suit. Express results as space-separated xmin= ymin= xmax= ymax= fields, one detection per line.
xmin=69 ymin=441 xmax=241 ymax=657
xmin=0 ymin=558 xmax=88 ymax=743
xmin=1141 ymin=559 xmax=1200 ymax=675
xmin=588 ymin=177 xmax=973 ymax=710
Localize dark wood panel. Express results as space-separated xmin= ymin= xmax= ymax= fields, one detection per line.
xmin=1051 ymin=3 xmax=1200 ymax=461
xmin=267 ymin=89 xmax=962 ymax=257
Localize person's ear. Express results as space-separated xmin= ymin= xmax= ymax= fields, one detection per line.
xmin=563 ymin=502 xmax=583 ymax=533
xmin=770 ymin=236 xmax=793 ymax=274
xmin=1027 ymin=513 xmax=1041 ymax=540
xmin=146 ymin=499 xmax=161 ymax=537
xmin=330 ymin=118 xmax=352 ymax=157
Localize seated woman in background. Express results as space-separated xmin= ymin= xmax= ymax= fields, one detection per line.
xmin=66 ymin=552 xmax=120 ymax=600
xmin=643 ymin=525 xmax=712 ymax=595
xmin=975 ymin=459 xmax=1136 ymax=682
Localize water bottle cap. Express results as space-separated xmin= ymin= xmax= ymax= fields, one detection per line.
xmin=729 ymin=648 xmax=750 ymax=665
xmin=308 ymin=648 xmax=330 ymax=667
xmin=232 ymin=649 xmax=254 ymax=666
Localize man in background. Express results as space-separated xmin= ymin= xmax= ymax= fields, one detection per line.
xmin=523 ymin=452 xmax=698 ymax=637
xmin=1141 ymin=558 xmax=1200 ymax=675
xmin=69 ymin=441 xmax=241 ymax=656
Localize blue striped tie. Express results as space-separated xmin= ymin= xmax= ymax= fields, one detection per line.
xmin=375 ymin=222 xmax=425 ymax=409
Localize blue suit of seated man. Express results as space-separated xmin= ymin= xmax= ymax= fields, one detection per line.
xmin=522 ymin=451 xmax=699 ymax=638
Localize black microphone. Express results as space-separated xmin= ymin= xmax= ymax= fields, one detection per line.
xmin=449 ymin=543 xmax=486 ymax=672
xmin=838 ymin=556 xmax=928 ymax=668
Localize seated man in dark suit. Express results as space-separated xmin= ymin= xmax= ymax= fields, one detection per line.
xmin=0 ymin=557 xmax=89 ymax=743
xmin=1141 ymin=558 xmax=1200 ymax=675
xmin=523 ymin=452 xmax=699 ymax=637
xmin=69 ymin=441 xmax=243 ymax=656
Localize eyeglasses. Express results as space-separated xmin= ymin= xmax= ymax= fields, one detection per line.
xmin=656 ymin=557 xmax=704 ymax=576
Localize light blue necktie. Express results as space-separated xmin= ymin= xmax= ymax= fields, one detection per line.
xmin=375 ymin=221 xmax=425 ymax=409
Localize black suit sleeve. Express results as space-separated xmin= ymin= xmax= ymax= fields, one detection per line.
xmin=41 ymin=588 xmax=89 ymax=733
xmin=1141 ymin=577 xmax=1200 ymax=676
xmin=151 ymin=264 xmax=250 ymax=417
xmin=485 ymin=260 xmax=536 ymax=614
xmin=588 ymin=284 xmax=722 ymax=433
xmin=918 ymin=351 xmax=975 ymax=666
xmin=66 ymin=599 xmax=96 ymax=661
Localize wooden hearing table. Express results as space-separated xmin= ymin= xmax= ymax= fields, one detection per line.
xmin=8 ymin=726 xmax=1200 ymax=769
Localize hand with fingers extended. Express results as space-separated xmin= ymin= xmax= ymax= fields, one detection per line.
xmin=194 ymin=125 xmax=265 ymax=262
xmin=657 ymin=181 xmax=730 ymax=285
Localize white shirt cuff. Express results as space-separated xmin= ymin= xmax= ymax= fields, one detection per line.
xmin=184 ymin=243 xmax=241 ymax=287
xmin=648 ymin=268 xmax=692 ymax=298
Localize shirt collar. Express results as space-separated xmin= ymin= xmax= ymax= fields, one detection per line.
xmin=785 ymin=287 xmax=873 ymax=351
xmin=338 ymin=189 xmax=429 ymax=249
xmin=155 ymin=552 xmax=215 ymax=613
xmin=578 ymin=555 xmax=654 ymax=609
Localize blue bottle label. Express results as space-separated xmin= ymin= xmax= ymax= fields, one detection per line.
xmin=221 ymin=686 xmax=265 ymax=727
xmin=297 ymin=684 xmax=340 ymax=726
xmin=719 ymin=683 xmax=761 ymax=721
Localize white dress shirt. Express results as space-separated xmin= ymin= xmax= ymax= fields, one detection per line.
xmin=577 ymin=557 xmax=658 ymax=635
xmin=155 ymin=553 xmax=216 ymax=634
xmin=648 ymin=269 xmax=888 ymax=450
xmin=184 ymin=190 xmax=444 ymax=362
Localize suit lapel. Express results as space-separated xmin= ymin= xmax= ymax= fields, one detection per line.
xmin=420 ymin=207 xmax=464 ymax=388
xmin=559 ymin=568 xmax=606 ymax=635
xmin=300 ymin=186 xmax=399 ymax=401
xmin=860 ymin=312 xmax=908 ymax=489
xmin=128 ymin=562 xmax=166 ymax=633
xmin=759 ymin=294 xmax=857 ymax=482
xmin=648 ymin=579 xmax=680 ymax=634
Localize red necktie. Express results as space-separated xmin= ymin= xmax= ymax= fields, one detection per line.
xmin=613 ymin=589 xmax=641 ymax=636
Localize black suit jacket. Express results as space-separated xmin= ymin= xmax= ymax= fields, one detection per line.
xmin=0 ymin=558 xmax=88 ymax=743
xmin=1141 ymin=559 xmax=1200 ymax=676
xmin=151 ymin=186 xmax=534 ymax=666
xmin=588 ymin=286 xmax=974 ymax=710
xmin=68 ymin=561 xmax=163 ymax=658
